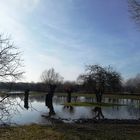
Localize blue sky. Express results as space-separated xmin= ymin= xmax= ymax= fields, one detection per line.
xmin=0 ymin=0 xmax=140 ymax=82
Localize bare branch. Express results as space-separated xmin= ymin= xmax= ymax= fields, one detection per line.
xmin=0 ymin=95 xmax=9 ymax=102
xmin=0 ymin=34 xmax=24 ymax=80
xmin=41 ymin=68 xmax=63 ymax=85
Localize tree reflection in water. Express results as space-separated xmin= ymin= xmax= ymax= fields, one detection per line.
xmin=0 ymin=95 xmax=23 ymax=125
xmin=92 ymin=106 xmax=104 ymax=120
xmin=63 ymin=105 xmax=74 ymax=114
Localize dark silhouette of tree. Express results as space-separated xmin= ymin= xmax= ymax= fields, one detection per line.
xmin=78 ymin=65 xmax=122 ymax=103
xmin=64 ymin=81 xmax=75 ymax=103
xmin=45 ymin=94 xmax=55 ymax=116
xmin=105 ymin=67 xmax=122 ymax=92
xmin=41 ymin=68 xmax=63 ymax=114
xmin=128 ymin=0 xmax=140 ymax=26
xmin=125 ymin=73 xmax=140 ymax=93
xmin=24 ymin=89 xmax=30 ymax=110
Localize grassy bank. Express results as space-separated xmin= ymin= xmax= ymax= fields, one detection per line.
xmin=56 ymin=92 xmax=140 ymax=100
xmin=1 ymin=92 xmax=140 ymax=100
xmin=0 ymin=123 xmax=140 ymax=140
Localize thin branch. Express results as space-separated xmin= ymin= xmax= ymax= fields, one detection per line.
xmin=0 ymin=95 xmax=9 ymax=102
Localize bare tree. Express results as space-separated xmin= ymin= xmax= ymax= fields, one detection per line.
xmin=78 ymin=65 xmax=122 ymax=103
xmin=41 ymin=68 xmax=63 ymax=116
xmin=41 ymin=68 xmax=63 ymax=85
xmin=64 ymin=81 xmax=75 ymax=103
xmin=125 ymin=73 xmax=140 ymax=93
xmin=128 ymin=0 xmax=140 ymax=26
xmin=0 ymin=34 xmax=24 ymax=80
xmin=0 ymin=34 xmax=24 ymax=124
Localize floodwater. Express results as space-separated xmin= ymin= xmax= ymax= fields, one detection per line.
xmin=0 ymin=94 xmax=140 ymax=125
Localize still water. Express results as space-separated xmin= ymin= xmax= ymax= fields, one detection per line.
xmin=0 ymin=94 xmax=140 ymax=125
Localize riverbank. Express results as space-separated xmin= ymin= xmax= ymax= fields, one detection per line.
xmin=55 ymin=92 xmax=140 ymax=100
xmin=0 ymin=121 xmax=140 ymax=140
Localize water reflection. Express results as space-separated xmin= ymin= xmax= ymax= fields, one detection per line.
xmin=0 ymin=96 xmax=23 ymax=124
xmin=63 ymin=105 xmax=74 ymax=114
xmin=92 ymin=107 xmax=104 ymax=120
xmin=0 ymin=94 xmax=140 ymax=125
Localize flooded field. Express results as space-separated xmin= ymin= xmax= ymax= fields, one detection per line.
xmin=0 ymin=93 xmax=140 ymax=125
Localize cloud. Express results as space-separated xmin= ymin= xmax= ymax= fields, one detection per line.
xmin=0 ymin=0 xmax=42 ymax=82
xmin=0 ymin=0 xmax=140 ymax=82
xmin=37 ymin=53 xmax=83 ymax=81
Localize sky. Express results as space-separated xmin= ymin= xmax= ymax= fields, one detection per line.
xmin=0 ymin=0 xmax=140 ymax=82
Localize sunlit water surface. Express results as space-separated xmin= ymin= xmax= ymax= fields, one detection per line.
xmin=0 ymin=94 xmax=140 ymax=125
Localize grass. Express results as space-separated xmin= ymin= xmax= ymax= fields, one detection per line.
xmin=1 ymin=91 xmax=140 ymax=100
xmin=63 ymin=102 xmax=125 ymax=107
xmin=0 ymin=123 xmax=140 ymax=140
xmin=0 ymin=124 xmax=63 ymax=140
xmin=104 ymin=94 xmax=140 ymax=100
xmin=55 ymin=92 xmax=140 ymax=100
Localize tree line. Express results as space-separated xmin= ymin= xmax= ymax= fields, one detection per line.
xmin=0 ymin=68 xmax=140 ymax=94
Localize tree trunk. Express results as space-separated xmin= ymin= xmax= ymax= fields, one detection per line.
xmin=67 ymin=92 xmax=71 ymax=103
xmin=24 ymin=89 xmax=29 ymax=109
xmin=45 ymin=84 xmax=56 ymax=116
